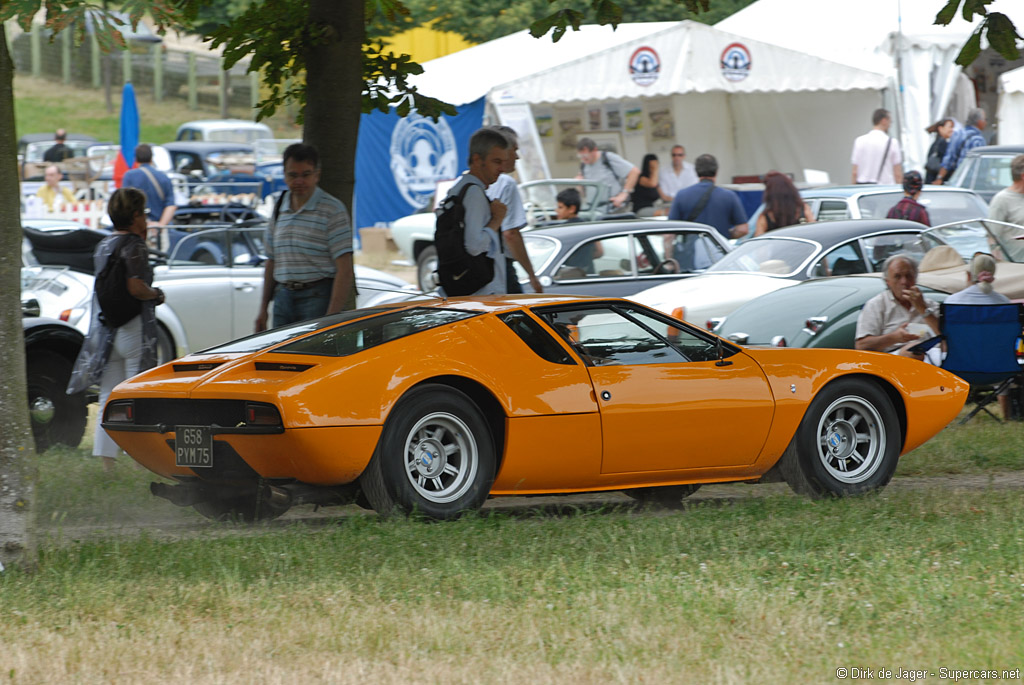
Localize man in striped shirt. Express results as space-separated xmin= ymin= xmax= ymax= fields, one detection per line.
xmin=255 ymin=143 xmax=355 ymax=331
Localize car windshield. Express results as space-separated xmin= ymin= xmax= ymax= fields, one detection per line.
xmin=207 ymin=127 xmax=272 ymax=144
xmin=520 ymin=181 xmax=605 ymax=223
xmin=924 ymin=220 xmax=1024 ymax=263
xmin=705 ymin=237 xmax=816 ymax=276
xmin=517 ymin=235 xmax=560 ymax=279
xmin=858 ymin=190 xmax=988 ymax=223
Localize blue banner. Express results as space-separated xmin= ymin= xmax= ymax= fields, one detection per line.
xmin=354 ymin=98 xmax=486 ymax=231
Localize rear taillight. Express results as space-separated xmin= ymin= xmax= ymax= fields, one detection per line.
xmin=59 ymin=309 xmax=72 ymax=322
xmin=245 ymin=402 xmax=282 ymax=426
xmin=770 ymin=336 xmax=787 ymax=347
xmin=706 ymin=317 xmax=724 ymax=332
xmin=105 ymin=400 xmax=134 ymax=423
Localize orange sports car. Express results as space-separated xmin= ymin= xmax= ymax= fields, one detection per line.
xmin=103 ymin=295 xmax=968 ymax=521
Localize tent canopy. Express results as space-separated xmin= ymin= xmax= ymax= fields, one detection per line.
xmin=489 ymin=20 xmax=887 ymax=102
xmin=407 ymin=22 xmax=679 ymax=107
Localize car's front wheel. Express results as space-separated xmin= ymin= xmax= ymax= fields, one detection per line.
xmin=779 ymin=378 xmax=900 ymax=498
xmin=360 ymin=384 xmax=495 ymax=519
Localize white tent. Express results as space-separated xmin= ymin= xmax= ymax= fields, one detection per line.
xmin=715 ymin=0 xmax=1024 ymax=171
xmin=487 ymin=20 xmax=888 ymax=184
xmin=407 ymin=22 xmax=679 ymax=107
xmin=998 ymin=66 xmax=1024 ymax=144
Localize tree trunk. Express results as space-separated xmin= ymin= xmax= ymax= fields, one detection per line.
xmin=303 ymin=0 xmax=364 ymax=212
xmin=0 ymin=24 xmax=38 ymax=572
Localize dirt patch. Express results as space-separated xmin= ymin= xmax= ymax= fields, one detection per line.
xmin=37 ymin=471 xmax=1024 ymax=545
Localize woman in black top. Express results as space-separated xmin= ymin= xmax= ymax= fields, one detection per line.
xmin=67 ymin=187 xmax=165 ymax=472
xmin=754 ymin=171 xmax=814 ymax=236
xmin=633 ymin=153 xmax=674 ymax=216
xmin=924 ymin=118 xmax=954 ymax=184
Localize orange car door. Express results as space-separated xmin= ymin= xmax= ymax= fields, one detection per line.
xmin=538 ymin=304 xmax=776 ymax=474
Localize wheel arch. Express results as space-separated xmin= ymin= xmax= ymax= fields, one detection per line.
xmin=406 ymin=375 xmax=508 ymax=473
xmin=23 ymin=321 xmax=83 ymax=361
xmin=412 ymin=239 xmax=434 ymax=261
xmin=155 ymin=308 xmax=188 ymax=358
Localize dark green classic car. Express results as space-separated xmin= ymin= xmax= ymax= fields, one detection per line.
xmin=714 ymin=275 xmax=949 ymax=349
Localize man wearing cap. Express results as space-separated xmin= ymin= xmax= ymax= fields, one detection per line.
xmin=885 ymin=171 xmax=930 ymax=226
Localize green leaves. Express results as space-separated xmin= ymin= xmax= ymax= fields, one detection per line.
xmin=935 ymin=1 xmax=1021 ymax=66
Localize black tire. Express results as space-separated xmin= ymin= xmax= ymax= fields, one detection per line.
xmin=416 ymin=245 xmax=438 ymax=291
xmin=26 ymin=350 xmax=88 ymax=452
xmin=359 ymin=384 xmax=496 ymax=520
xmin=779 ymin=378 xmax=900 ymax=498
xmin=624 ymin=484 xmax=701 ymax=508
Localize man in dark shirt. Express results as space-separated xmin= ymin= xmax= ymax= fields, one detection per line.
xmin=886 ymin=171 xmax=930 ymax=226
xmin=667 ymin=154 xmax=748 ymax=239
xmin=43 ymin=129 xmax=73 ymax=163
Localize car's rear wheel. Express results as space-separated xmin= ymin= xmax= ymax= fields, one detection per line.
xmin=779 ymin=378 xmax=900 ymax=498
xmin=623 ymin=484 xmax=701 ymax=508
xmin=416 ymin=246 xmax=438 ymax=291
xmin=27 ymin=350 xmax=87 ymax=452
xmin=156 ymin=324 xmax=176 ymax=365
xmin=360 ymin=384 xmax=495 ymax=520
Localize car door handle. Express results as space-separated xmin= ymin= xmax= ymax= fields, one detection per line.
xmin=234 ymin=283 xmax=256 ymax=292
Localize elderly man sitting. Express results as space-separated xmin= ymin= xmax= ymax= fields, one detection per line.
xmin=855 ymin=254 xmax=940 ymax=358
xmin=35 ymin=164 xmax=75 ymax=211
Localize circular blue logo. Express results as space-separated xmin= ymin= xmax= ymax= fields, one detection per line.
xmin=390 ymin=114 xmax=458 ymax=209
xmin=721 ymin=43 xmax=752 ymax=82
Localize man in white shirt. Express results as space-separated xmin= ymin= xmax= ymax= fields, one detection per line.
xmin=851 ymin=109 xmax=903 ymax=185
xmin=659 ymin=144 xmax=699 ymax=199
xmin=855 ymin=255 xmax=938 ymax=356
xmin=486 ymin=125 xmax=542 ymax=293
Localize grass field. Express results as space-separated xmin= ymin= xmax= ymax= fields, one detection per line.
xmin=13 ymin=73 xmax=298 ymax=145
xmin=1 ymin=416 xmax=1021 ymax=682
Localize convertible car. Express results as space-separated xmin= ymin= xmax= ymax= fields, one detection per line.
xmin=103 ymin=295 xmax=968 ymax=521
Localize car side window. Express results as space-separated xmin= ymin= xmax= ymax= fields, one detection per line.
xmin=537 ymin=306 xmax=687 ymax=366
xmin=816 ymin=200 xmax=850 ymax=222
xmin=811 ymin=243 xmax=868 ymax=277
xmin=498 ymin=312 xmax=575 ymax=365
xmin=861 ymin=233 xmax=928 ymax=271
xmin=555 ymin=235 xmax=632 ymax=281
xmin=650 ymin=232 xmax=726 ymax=274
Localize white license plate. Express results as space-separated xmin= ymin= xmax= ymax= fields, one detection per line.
xmin=175 ymin=425 xmax=213 ymax=468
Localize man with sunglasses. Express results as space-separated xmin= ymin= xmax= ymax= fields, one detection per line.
xmin=659 ymin=144 xmax=698 ymax=199
xmin=255 ymin=143 xmax=355 ymax=331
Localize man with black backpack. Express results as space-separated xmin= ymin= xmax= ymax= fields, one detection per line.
xmin=434 ymin=128 xmax=508 ymax=296
xmin=576 ymin=137 xmax=639 ymax=212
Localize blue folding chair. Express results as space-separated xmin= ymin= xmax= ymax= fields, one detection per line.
xmin=939 ymin=302 xmax=1024 ymax=424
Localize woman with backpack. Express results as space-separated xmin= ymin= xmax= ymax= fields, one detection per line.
xmin=67 ymin=187 xmax=165 ymax=473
